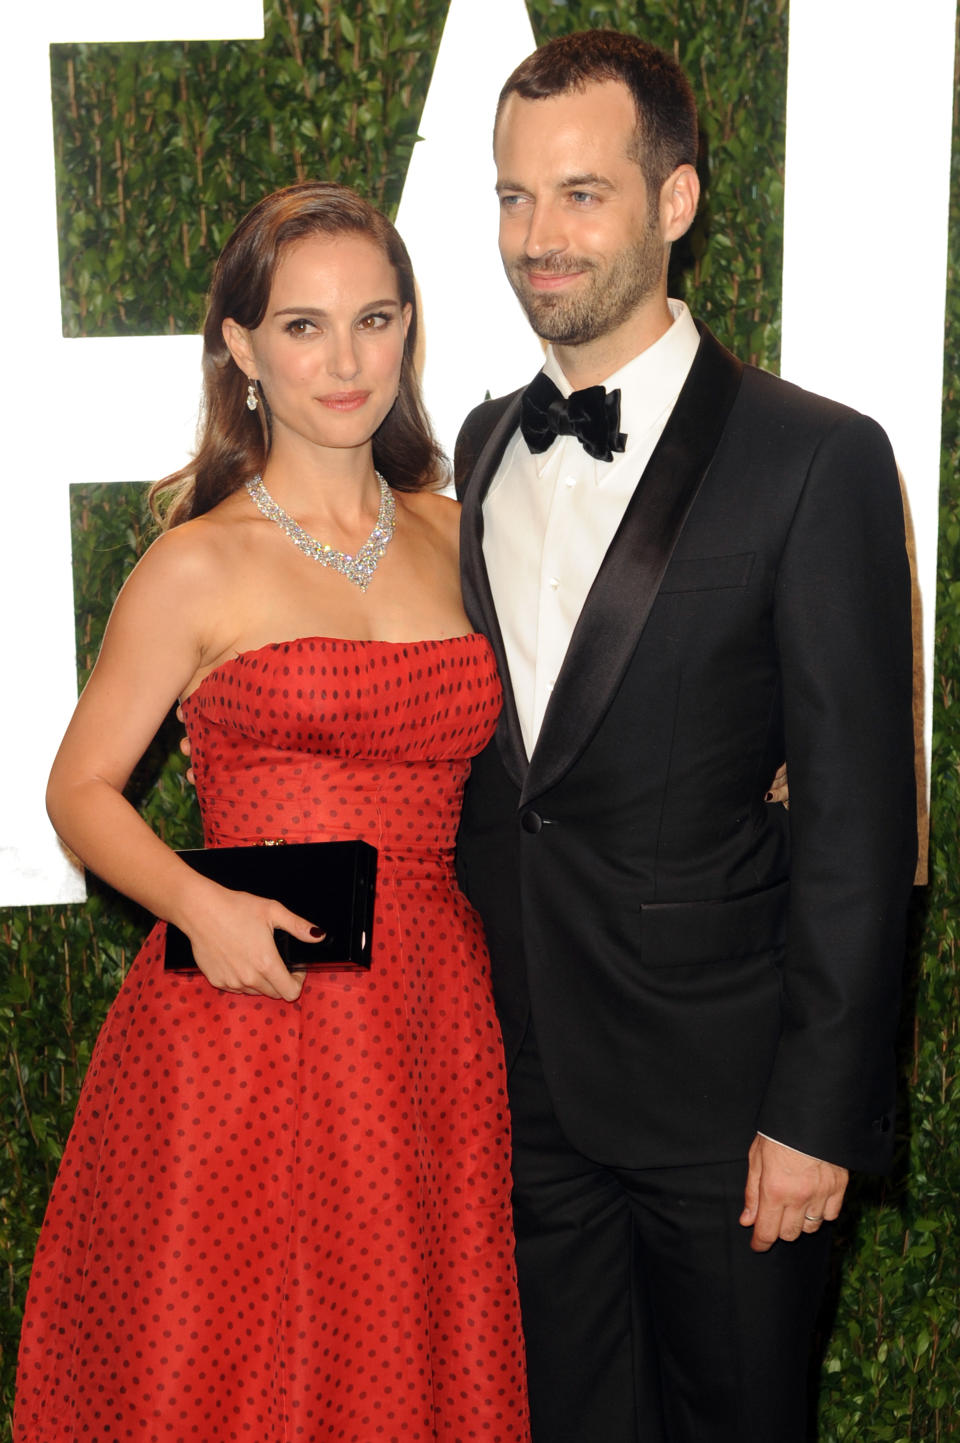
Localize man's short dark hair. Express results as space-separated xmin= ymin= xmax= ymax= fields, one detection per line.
xmin=495 ymin=30 xmax=699 ymax=196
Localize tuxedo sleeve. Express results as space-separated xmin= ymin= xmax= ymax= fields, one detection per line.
xmin=757 ymin=411 xmax=917 ymax=1171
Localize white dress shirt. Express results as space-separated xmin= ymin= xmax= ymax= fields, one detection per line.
xmin=483 ymin=299 xmax=701 ymax=757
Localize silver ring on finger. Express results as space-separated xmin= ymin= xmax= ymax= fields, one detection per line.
xmin=804 ymin=1213 xmax=823 ymax=1223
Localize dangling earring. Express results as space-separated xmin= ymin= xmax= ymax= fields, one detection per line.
xmin=246 ymin=380 xmax=259 ymax=412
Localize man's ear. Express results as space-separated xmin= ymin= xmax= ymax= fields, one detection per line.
xmin=660 ymin=164 xmax=700 ymax=243
xmin=222 ymin=317 xmax=256 ymax=378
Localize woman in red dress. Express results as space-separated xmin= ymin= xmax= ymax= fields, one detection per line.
xmin=15 ymin=182 xmax=529 ymax=1443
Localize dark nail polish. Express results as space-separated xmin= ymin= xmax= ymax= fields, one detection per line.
xmin=309 ymin=926 xmax=324 ymax=938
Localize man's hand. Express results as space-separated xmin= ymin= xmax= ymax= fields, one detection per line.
xmin=740 ymin=1134 xmax=848 ymax=1252
xmin=176 ymin=703 xmax=195 ymax=785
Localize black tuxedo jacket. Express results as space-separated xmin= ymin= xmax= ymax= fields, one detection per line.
xmin=454 ymin=324 xmax=916 ymax=1174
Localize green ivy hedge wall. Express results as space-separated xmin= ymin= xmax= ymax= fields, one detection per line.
xmin=2 ymin=2 xmax=958 ymax=1437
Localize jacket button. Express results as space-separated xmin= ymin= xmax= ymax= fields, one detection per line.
xmin=873 ymin=1115 xmax=892 ymax=1133
xmin=521 ymin=810 xmax=543 ymax=834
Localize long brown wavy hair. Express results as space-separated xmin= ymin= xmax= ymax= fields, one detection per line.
xmin=150 ymin=182 xmax=446 ymax=527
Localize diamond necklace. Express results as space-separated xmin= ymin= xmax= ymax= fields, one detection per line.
xmin=245 ymin=472 xmax=396 ymax=592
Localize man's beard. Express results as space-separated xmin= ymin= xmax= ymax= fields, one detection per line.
xmin=506 ymin=221 xmax=664 ymax=347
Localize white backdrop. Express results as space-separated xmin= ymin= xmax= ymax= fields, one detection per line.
xmin=0 ymin=0 xmax=954 ymax=906
xmin=780 ymin=0 xmax=955 ymax=800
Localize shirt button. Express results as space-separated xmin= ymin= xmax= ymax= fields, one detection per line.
xmin=548 ymin=576 xmax=560 ymax=590
xmin=564 ymin=476 xmax=576 ymax=489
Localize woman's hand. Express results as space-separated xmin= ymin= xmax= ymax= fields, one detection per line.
xmin=765 ymin=762 xmax=789 ymax=808
xmin=181 ymin=883 xmax=325 ymax=1001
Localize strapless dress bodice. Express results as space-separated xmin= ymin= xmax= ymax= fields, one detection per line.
xmin=180 ymin=633 xmax=501 ymax=862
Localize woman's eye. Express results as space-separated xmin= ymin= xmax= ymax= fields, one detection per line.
xmin=284 ymin=318 xmax=313 ymax=336
xmin=358 ymin=312 xmax=391 ymax=331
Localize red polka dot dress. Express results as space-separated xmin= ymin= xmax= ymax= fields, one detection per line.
xmin=15 ymin=635 xmax=530 ymax=1443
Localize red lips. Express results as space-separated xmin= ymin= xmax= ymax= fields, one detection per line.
xmin=316 ymin=391 xmax=370 ymax=410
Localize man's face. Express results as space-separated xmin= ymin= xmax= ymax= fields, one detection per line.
xmin=494 ymin=81 xmax=666 ymax=349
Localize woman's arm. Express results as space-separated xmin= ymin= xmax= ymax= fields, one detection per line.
xmin=47 ymin=524 xmax=317 ymax=1001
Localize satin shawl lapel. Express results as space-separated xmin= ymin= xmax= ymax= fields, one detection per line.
xmin=458 ymin=389 xmax=529 ymax=788
xmin=521 ymin=326 xmax=744 ymax=806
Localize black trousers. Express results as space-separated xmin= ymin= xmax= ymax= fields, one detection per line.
xmin=509 ymin=1023 xmax=833 ymax=1443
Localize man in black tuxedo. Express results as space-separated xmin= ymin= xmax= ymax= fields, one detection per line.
xmin=454 ymin=29 xmax=916 ymax=1443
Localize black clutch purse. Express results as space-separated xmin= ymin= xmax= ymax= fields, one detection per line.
xmin=163 ymin=839 xmax=377 ymax=972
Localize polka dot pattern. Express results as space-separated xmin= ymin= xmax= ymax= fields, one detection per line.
xmin=15 ymin=635 xmax=529 ymax=1442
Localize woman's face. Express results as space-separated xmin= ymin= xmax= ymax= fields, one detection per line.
xmin=225 ymin=231 xmax=411 ymax=461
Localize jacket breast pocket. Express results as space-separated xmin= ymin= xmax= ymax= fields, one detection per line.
xmin=658 ymin=552 xmax=755 ymax=594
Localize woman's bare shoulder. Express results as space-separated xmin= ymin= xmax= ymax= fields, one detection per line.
xmin=132 ymin=497 xmax=245 ymax=590
xmin=101 ymin=499 xmax=255 ymax=692
xmin=397 ymin=488 xmax=460 ymax=545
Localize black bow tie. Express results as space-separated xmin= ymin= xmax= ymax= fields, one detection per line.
xmin=520 ymin=371 xmax=627 ymax=463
